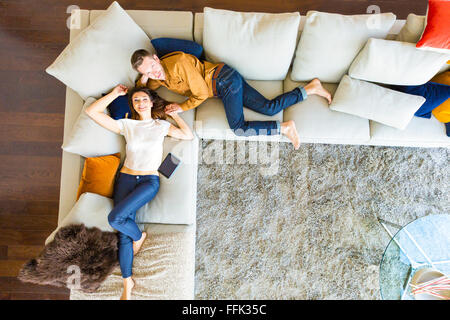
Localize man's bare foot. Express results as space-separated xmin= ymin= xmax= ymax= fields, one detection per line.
xmin=120 ymin=277 xmax=134 ymax=300
xmin=133 ymin=232 xmax=147 ymax=255
xmin=281 ymin=120 xmax=300 ymax=150
xmin=303 ymin=78 xmax=332 ymax=104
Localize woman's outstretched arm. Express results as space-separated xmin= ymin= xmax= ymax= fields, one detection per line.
xmin=85 ymin=84 xmax=127 ymax=134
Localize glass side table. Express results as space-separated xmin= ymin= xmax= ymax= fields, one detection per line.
xmin=379 ymin=214 xmax=450 ymax=300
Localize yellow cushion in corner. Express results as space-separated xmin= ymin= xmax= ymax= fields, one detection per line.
xmin=431 ymin=71 xmax=450 ymax=123
xmin=76 ymin=153 xmax=121 ymax=200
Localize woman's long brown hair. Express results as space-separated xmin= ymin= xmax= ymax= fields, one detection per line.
xmin=127 ymin=87 xmax=170 ymax=120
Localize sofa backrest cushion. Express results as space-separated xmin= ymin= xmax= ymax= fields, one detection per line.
xmin=395 ymin=13 xmax=426 ymax=43
xmin=202 ymin=7 xmax=300 ymax=81
xmin=291 ymin=11 xmax=396 ymax=83
xmin=89 ymin=9 xmax=194 ymax=40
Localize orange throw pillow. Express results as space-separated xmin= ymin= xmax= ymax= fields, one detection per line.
xmin=431 ymin=71 xmax=450 ymax=123
xmin=416 ymin=0 xmax=450 ymax=53
xmin=76 ymin=153 xmax=121 ymax=200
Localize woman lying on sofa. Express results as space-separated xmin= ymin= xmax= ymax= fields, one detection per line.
xmin=85 ymin=84 xmax=193 ymax=300
xmin=131 ymin=49 xmax=333 ymax=150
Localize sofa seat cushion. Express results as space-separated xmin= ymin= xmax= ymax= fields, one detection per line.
xmin=194 ymin=80 xmax=285 ymax=141
xmin=135 ymin=134 xmax=199 ymax=225
xmin=369 ymin=116 xmax=450 ymax=148
xmin=70 ymin=226 xmax=196 ymax=299
xmin=283 ymin=73 xmax=370 ymax=145
xmin=90 ymin=9 xmax=193 ymax=40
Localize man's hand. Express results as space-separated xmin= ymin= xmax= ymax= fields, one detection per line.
xmin=139 ymin=74 xmax=149 ymax=86
xmin=112 ymin=84 xmax=128 ymax=97
xmin=165 ymin=103 xmax=183 ymax=116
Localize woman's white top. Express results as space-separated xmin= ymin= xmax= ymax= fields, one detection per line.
xmin=116 ymin=118 xmax=171 ymax=171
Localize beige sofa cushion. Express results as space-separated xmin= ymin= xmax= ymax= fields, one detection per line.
xmin=395 ymin=13 xmax=426 ymax=43
xmin=90 ymin=9 xmax=193 ymax=40
xmin=202 ymin=7 xmax=300 ymax=80
xmin=291 ymin=11 xmax=396 ymax=83
xmin=46 ymin=1 xmax=154 ymax=100
xmin=194 ymin=80 xmax=286 ymax=141
xmin=194 ymin=13 xmax=204 ymax=44
xmin=283 ymin=72 xmax=370 ymax=145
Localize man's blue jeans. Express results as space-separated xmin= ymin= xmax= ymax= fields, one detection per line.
xmin=214 ymin=64 xmax=307 ymax=136
xmin=108 ymin=173 xmax=160 ymax=279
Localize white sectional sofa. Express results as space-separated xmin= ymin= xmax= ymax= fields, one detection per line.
xmin=53 ymin=3 xmax=449 ymax=299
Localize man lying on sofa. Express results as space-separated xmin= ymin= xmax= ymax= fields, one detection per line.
xmin=131 ymin=50 xmax=332 ymax=150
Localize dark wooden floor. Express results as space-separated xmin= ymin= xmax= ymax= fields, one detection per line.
xmin=0 ymin=0 xmax=427 ymax=300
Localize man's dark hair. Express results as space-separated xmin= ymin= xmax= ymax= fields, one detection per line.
xmin=131 ymin=49 xmax=152 ymax=71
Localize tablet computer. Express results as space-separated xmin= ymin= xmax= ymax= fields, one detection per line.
xmin=158 ymin=152 xmax=181 ymax=178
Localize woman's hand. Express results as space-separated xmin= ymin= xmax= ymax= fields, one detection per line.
xmin=112 ymin=84 xmax=128 ymax=97
xmin=165 ymin=103 xmax=183 ymax=116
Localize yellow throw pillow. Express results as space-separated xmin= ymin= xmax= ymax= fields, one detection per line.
xmin=431 ymin=71 xmax=450 ymax=123
xmin=76 ymin=153 xmax=121 ymax=200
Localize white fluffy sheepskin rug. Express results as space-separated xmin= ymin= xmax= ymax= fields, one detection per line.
xmin=194 ymin=140 xmax=449 ymax=299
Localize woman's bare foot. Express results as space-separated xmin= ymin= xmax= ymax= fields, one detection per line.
xmin=120 ymin=277 xmax=134 ymax=300
xmin=133 ymin=232 xmax=147 ymax=255
xmin=303 ymin=78 xmax=332 ymax=104
xmin=281 ymin=120 xmax=300 ymax=150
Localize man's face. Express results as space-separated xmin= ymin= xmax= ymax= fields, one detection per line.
xmin=137 ymin=55 xmax=165 ymax=80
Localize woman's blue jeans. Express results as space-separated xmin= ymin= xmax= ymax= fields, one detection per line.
xmin=214 ymin=64 xmax=307 ymax=136
xmin=108 ymin=172 xmax=160 ymax=278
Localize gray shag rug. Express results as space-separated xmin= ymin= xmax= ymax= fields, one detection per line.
xmin=194 ymin=140 xmax=449 ymax=299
